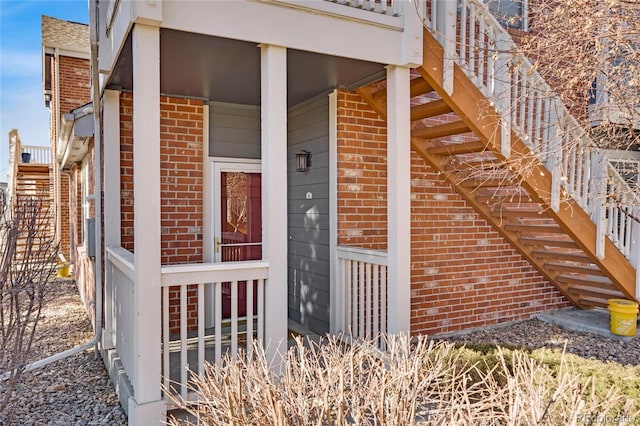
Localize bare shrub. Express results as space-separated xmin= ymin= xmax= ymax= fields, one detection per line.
xmin=167 ymin=335 xmax=637 ymax=425
xmin=0 ymin=191 xmax=58 ymax=414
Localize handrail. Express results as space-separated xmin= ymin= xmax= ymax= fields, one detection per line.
xmin=106 ymin=246 xmax=135 ymax=281
xmin=335 ymin=245 xmax=388 ymax=265
xmin=425 ymin=0 xmax=638 ymax=267
xmin=160 ymin=260 xmax=269 ymax=286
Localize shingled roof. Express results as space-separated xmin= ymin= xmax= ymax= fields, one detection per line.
xmin=41 ymin=15 xmax=89 ymax=53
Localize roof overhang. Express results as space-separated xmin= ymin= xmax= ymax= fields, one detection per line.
xmin=58 ymin=103 xmax=94 ymax=169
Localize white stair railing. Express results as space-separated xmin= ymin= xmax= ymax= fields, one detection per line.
xmin=425 ymin=0 xmax=639 ymax=274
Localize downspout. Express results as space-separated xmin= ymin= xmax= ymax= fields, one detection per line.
xmin=55 ymin=48 xmax=62 ymax=246
xmin=1 ymin=0 xmax=103 ymax=382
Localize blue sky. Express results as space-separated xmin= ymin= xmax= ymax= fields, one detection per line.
xmin=0 ymin=0 xmax=88 ymax=182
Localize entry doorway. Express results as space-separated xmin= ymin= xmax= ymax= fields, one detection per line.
xmin=209 ymin=161 xmax=262 ymax=322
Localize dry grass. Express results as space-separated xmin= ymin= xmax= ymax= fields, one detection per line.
xmin=167 ymin=334 xmax=638 ymax=425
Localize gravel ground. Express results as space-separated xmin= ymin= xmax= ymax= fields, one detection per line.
xmin=0 ymin=279 xmax=126 ymax=425
xmin=438 ymin=317 xmax=640 ymax=367
xmin=1 ymin=278 xmax=639 ymax=425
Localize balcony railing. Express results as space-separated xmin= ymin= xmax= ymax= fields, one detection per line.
xmin=21 ymin=145 xmax=52 ymax=165
xmin=324 ymin=0 xmax=400 ymax=16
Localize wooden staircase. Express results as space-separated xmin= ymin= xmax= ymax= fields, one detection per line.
xmin=356 ymin=26 xmax=638 ymax=309
xmin=12 ymin=163 xmax=55 ymax=260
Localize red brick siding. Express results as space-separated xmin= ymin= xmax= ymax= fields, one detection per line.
xmin=160 ymin=96 xmax=204 ymax=265
xmin=336 ymin=89 xmax=570 ymax=336
xmin=120 ymin=93 xmax=134 ymax=251
xmin=337 ymin=91 xmax=388 ymax=249
xmin=161 ymin=97 xmax=204 ymax=333
xmin=119 ymin=94 xmax=204 ymax=332
xmin=52 ymin=55 xmax=90 ymax=262
xmin=58 ymin=56 xmax=90 ymax=115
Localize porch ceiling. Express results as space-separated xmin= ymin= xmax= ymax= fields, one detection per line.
xmin=107 ymin=28 xmax=385 ymax=105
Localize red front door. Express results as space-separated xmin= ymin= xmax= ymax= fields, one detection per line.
xmin=215 ymin=166 xmax=262 ymax=318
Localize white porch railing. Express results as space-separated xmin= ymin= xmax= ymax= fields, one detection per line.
xmin=324 ymin=0 xmax=401 ymax=16
xmin=426 ymin=0 xmax=639 ymax=273
xmin=334 ymin=246 xmax=388 ymax=349
xmin=160 ymin=261 xmax=268 ymax=400
xmin=22 ymin=145 xmax=52 ymax=165
xmin=106 ymin=247 xmax=137 ymax=389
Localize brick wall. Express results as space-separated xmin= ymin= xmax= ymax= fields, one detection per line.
xmin=160 ymin=96 xmax=204 ymax=265
xmin=53 ymin=55 xmax=90 ymax=261
xmin=336 ymin=89 xmax=570 ymax=336
xmin=58 ymin=56 xmax=90 ymax=115
xmin=120 ymin=93 xmax=134 ymax=251
xmin=119 ymin=94 xmax=204 ymax=332
xmin=337 ymin=92 xmax=387 ymax=249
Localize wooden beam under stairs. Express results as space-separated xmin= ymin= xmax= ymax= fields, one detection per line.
xmin=413 ymin=121 xmax=470 ymax=139
xmin=411 ymin=99 xmax=453 ymax=121
xmin=426 ymin=140 xmax=487 ymax=156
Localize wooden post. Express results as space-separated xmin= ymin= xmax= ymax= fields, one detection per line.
xmin=128 ymin=23 xmax=165 ymax=424
xmin=386 ymin=65 xmax=411 ymax=334
xmin=260 ymin=43 xmax=288 ymax=367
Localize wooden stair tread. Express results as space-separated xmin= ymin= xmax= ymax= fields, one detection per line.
xmin=411 ymin=99 xmax=453 ymax=121
xmin=545 ymin=262 xmax=606 ymax=276
xmin=413 ymin=121 xmax=470 ymax=139
xmin=409 ymin=78 xmax=433 ymax=98
xmin=446 ymin=159 xmax=504 ymax=171
xmin=519 ymin=237 xmax=579 ymax=249
xmin=460 ymin=178 xmax=516 ymax=188
xmin=531 ymin=249 xmax=589 ymax=262
xmin=427 ymin=141 xmax=486 ymax=156
xmin=576 ymin=296 xmax=610 ymax=309
xmin=556 ymin=274 xmax=613 ymax=288
xmin=493 ymin=208 xmax=547 ymax=218
xmin=505 ymin=224 xmax=564 ymax=234
xmin=567 ymin=285 xmax=624 ymax=298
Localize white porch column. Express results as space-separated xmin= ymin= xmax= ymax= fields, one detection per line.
xmin=260 ymin=44 xmax=288 ymax=365
xmin=129 ymin=23 xmax=165 ymax=423
xmin=386 ymin=65 xmax=411 ymax=334
xmin=102 ymin=89 xmax=121 ymax=350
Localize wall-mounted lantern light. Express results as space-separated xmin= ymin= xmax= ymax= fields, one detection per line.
xmin=296 ymin=150 xmax=311 ymax=172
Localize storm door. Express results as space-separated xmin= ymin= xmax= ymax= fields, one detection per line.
xmin=213 ymin=162 xmax=262 ymax=318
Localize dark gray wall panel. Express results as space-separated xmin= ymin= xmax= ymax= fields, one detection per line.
xmin=209 ymin=102 xmax=261 ymax=159
xmin=287 ymin=96 xmax=331 ymax=335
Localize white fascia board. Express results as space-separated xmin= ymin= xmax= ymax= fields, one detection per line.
xmin=162 ymin=0 xmax=409 ymax=66
xmin=97 ymin=1 xmax=134 ymax=93
xmin=43 ymin=45 xmax=90 ymax=59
